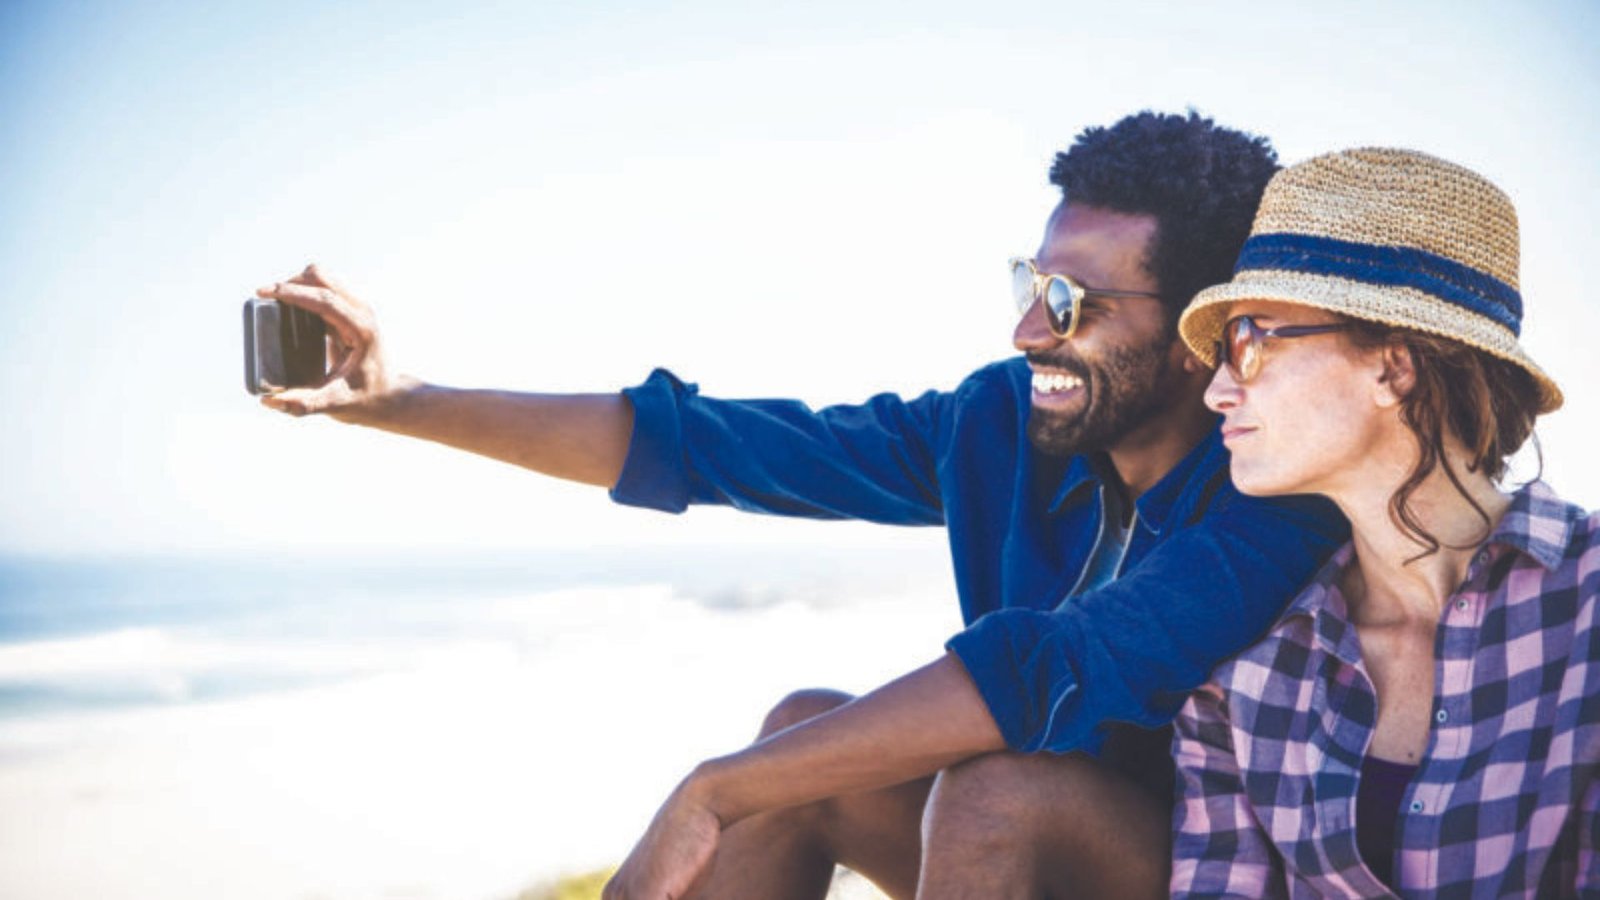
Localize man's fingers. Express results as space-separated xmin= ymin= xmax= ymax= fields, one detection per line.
xmin=255 ymin=280 xmax=342 ymax=316
xmin=260 ymin=389 xmax=315 ymax=417
xmin=289 ymin=264 xmax=366 ymax=317
xmin=326 ymin=332 xmax=350 ymax=372
xmin=261 ymin=386 xmax=339 ymax=417
xmin=255 ymin=281 xmax=364 ymax=348
xmin=299 ymin=263 xmax=353 ymax=297
xmin=325 ymin=341 xmax=364 ymax=386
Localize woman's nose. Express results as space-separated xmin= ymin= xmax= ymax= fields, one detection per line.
xmin=1204 ymin=363 xmax=1242 ymax=412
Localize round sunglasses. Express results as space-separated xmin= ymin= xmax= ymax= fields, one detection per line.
xmin=1009 ymin=258 xmax=1165 ymax=339
xmin=1216 ymin=314 xmax=1352 ymax=383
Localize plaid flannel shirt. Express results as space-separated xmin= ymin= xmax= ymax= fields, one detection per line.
xmin=1172 ymin=480 xmax=1600 ymax=898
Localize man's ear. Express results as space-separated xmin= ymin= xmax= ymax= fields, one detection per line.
xmin=1173 ymin=341 xmax=1216 ymax=398
xmin=1375 ymin=341 xmax=1416 ymax=408
xmin=1165 ymin=328 xmax=1208 ymax=374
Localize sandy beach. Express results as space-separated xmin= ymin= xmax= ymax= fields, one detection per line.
xmin=0 ymin=554 xmax=954 ymax=899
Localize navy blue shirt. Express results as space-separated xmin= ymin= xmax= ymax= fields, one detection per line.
xmin=611 ymin=359 xmax=1347 ymax=754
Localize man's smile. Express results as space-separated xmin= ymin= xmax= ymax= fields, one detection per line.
xmin=1030 ymin=367 xmax=1086 ymax=406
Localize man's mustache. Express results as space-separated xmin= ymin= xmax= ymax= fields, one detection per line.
xmin=1025 ymin=351 xmax=1088 ymax=380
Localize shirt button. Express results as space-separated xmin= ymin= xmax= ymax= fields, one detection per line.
xmin=1409 ymin=800 xmax=1424 ymax=813
xmin=1435 ymin=709 xmax=1449 ymax=724
xmin=1456 ymin=599 xmax=1469 ymax=611
xmin=1477 ymin=549 xmax=1492 ymax=566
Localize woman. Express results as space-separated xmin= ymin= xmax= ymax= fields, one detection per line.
xmin=1169 ymin=147 xmax=1597 ymax=897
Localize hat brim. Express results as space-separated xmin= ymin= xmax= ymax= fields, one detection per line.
xmin=1178 ymin=269 xmax=1563 ymax=414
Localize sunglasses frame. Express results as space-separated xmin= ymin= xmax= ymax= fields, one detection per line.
xmin=1009 ymin=257 xmax=1166 ymax=339
xmin=1215 ymin=314 xmax=1353 ymax=383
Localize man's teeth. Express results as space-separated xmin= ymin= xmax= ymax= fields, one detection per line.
xmin=1032 ymin=372 xmax=1084 ymax=394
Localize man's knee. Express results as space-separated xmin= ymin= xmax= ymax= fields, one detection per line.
xmin=925 ymin=752 xmax=1058 ymax=829
xmin=925 ymin=750 xmax=1140 ymax=847
xmin=922 ymin=752 xmax=1169 ymax=900
xmin=924 ymin=750 xmax=1170 ymax=868
xmin=757 ymin=688 xmax=854 ymax=739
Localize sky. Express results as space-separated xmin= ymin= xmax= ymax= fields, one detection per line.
xmin=2 ymin=0 xmax=1598 ymax=559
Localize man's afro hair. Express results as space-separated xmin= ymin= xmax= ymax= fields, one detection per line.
xmin=1050 ymin=110 xmax=1279 ymax=324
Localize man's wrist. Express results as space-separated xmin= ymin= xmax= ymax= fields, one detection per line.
xmin=682 ymin=756 xmax=742 ymax=828
xmin=344 ymin=375 xmax=427 ymax=428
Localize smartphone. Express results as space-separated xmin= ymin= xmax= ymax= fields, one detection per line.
xmin=243 ymin=299 xmax=328 ymax=395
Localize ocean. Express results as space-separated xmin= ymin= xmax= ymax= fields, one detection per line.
xmin=0 ymin=545 xmax=956 ymax=899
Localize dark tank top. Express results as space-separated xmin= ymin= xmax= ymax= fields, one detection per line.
xmin=1357 ymin=754 xmax=1419 ymax=891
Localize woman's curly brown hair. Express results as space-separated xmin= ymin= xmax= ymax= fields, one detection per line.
xmin=1344 ymin=320 xmax=1543 ymax=559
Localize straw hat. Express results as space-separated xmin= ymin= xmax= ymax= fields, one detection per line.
xmin=1178 ymin=147 xmax=1562 ymax=413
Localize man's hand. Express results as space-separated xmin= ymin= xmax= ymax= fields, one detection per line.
xmin=255 ymin=264 xmax=414 ymax=424
xmin=605 ymin=776 xmax=723 ymax=900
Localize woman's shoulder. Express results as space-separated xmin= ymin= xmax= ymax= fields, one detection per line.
xmin=1206 ymin=580 xmax=1338 ymax=709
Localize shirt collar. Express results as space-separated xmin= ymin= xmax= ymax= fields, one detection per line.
xmin=1282 ymin=543 xmax=1363 ymax=665
xmin=1045 ymin=423 xmax=1226 ymax=537
xmin=1133 ymin=425 xmax=1225 ymax=535
xmin=1483 ymin=479 xmax=1581 ymax=572
xmin=1279 ymin=479 xmax=1581 ymax=661
xmin=1045 ymin=453 xmax=1100 ymax=514
xmin=1284 ymin=543 xmax=1355 ymax=617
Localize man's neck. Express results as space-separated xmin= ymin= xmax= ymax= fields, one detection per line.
xmin=1105 ymin=402 xmax=1219 ymax=501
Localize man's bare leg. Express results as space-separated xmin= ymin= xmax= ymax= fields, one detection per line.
xmin=684 ymin=689 xmax=931 ymax=900
xmin=681 ymin=693 xmax=1168 ymax=900
xmin=916 ymin=749 xmax=1170 ymax=900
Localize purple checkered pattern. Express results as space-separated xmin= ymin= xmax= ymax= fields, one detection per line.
xmin=1171 ymin=480 xmax=1600 ymax=898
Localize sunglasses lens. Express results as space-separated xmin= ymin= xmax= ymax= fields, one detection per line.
xmin=1224 ymin=317 xmax=1259 ymax=381
xmin=1044 ymin=277 xmax=1076 ymax=336
xmin=1011 ymin=262 xmax=1037 ymax=316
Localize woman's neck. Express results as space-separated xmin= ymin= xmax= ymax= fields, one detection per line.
xmin=1328 ymin=448 xmax=1512 ymax=627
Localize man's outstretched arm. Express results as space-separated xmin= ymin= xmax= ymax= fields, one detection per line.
xmin=605 ymin=653 xmax=1004 ymax=899
xmin=255 ymin=265 xmax=633 ymax=488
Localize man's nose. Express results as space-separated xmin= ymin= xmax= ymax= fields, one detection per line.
xmin=1013 ymin=297 xmax=1062 ymax=354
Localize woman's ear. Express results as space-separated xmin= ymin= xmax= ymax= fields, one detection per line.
xmin=1375 ymin=341 xmax=1416 ymax=408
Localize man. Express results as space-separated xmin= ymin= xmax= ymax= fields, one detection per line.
xmin=257 ymin=111 xmax=1346 ymax=898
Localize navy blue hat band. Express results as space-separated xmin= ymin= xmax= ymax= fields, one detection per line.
xmin=1235 ymin=233 xmax=1523 ymax=336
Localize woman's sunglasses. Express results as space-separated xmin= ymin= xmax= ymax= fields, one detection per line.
xmin=1216 ymin=314 xmax=1352 ymax=383
xmin=1009 ymin=258 xmax=1165 ymax=339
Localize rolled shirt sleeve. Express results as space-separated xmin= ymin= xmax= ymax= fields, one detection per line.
xmin=945 ymin=491 xmax=1344 ymax=753
xmin=611 ymin=367 xmax=949 ymax=524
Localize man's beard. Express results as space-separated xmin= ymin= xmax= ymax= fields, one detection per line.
xmin=1026 ymin=336 xmax=1176 ymax=457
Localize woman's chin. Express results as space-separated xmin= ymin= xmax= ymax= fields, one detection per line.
xmin=1227 ymin=460 xmax=1303 ymax=498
